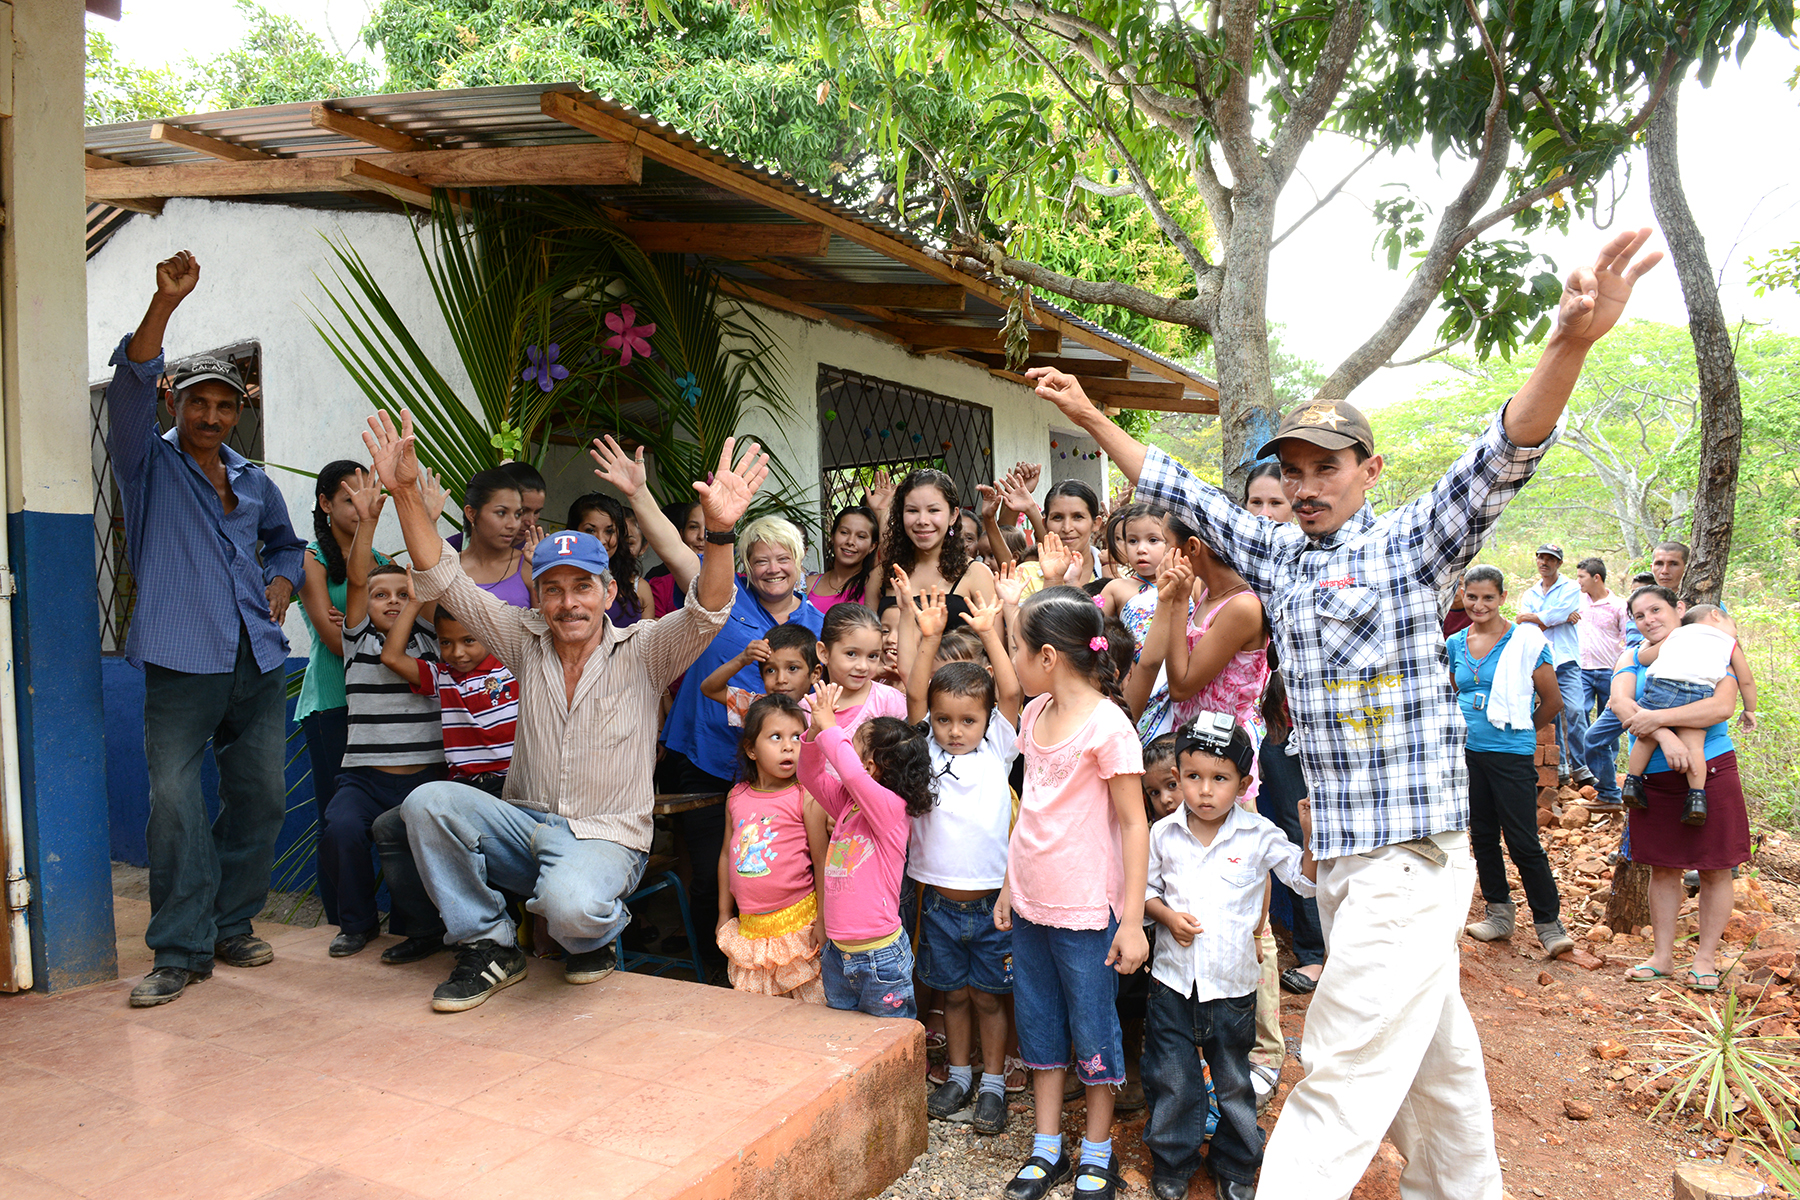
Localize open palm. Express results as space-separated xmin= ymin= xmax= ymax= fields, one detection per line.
xmin=1557 ymin=227 xmax=1662 ymax=345
xmin=588 ymin=435 xmax=647 ymax=498
xmin=693 ymin=437 xmax=769 ymax=530
xmin=362 ymin=409 xmax=420 ymax=495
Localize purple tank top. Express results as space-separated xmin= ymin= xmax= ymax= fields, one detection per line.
xmin=477 ymin=568 xmax=532 ymax=609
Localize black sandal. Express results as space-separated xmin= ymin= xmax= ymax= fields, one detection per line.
xmin=1072 ymin=1155 xmax=1119 ymax=1199
xmin=1003 ymin=1153 xmax=1071 ymax=1200
xmin=1280 ymin=966 xmax=1319 ymax=994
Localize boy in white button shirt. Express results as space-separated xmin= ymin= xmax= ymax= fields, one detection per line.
xmin=1142 ymin=713 xmax=1317 ymax=1200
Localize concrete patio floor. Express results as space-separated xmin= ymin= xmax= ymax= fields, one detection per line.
xmin=0 ymin=898 xmax=925 ymax=1200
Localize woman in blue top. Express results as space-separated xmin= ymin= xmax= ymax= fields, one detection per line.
xmin=1446 ymin=566 xmax=1572 ymax=957
xmin=1611 ymin=585 xmax=1749 ymax=992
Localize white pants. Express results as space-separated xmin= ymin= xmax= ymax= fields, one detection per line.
xmin=1256 ymin=831 xmax=1500 ymax=1200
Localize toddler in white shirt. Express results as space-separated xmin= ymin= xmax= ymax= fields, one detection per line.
xmin=1140 ymin=713 xmax=1315 ymax=1200
xmin=1622 ymin=604 xmax=1757 ymax=825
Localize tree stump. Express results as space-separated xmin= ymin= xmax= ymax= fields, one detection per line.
xmin=1607 ymin=859 xmax=1653 ymax=932
xmin=1671 ymin=1162 xmax=1767 ymax=1199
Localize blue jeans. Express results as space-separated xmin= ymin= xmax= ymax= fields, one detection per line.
xmin=1142 ymin=980 xmax=1262 ymax=1186
xmin=1012 ymin=913 xmax=1125 ymax=1085
xmin=143 ymin=630 xmax=289 ymax=972
xmin=918 ymin=889 xmax=1013 ymax=994
xmin=1258 ymin=733 xmax=1324 ymax=967
xmin=1581 ymin=668 xmax=1622 ymax=802
xmin=1554 ymin=661 xmax=1588 ymax=774
xmin=299 ymin=707 xmax=348 ymax=925
xmin=402 ymin=781 xmax=646 ymax=954
xmin=821 ymin=932 xmax=918 ymax=1017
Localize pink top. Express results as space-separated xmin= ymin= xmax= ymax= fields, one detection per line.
xmin=808 ymin=579 xmax=867 ymax=613
xmin=836 ymin=681 xmax=909 ymax=736
xmin=799 ymin=726 xmax=909 ymax=943
xmin=1011 ymin=694 xmax=1145 ymax=929
xmin=724 ymin=781 xmax=816 ymax=917
xmin=1578 ymin=591 xmax=1630 ymax=670
xmin=1172 ymin=594 xmax=1269 ymax=806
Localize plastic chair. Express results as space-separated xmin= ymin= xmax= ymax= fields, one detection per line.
xmin=612 ymin=863 xmax=708 ymax=983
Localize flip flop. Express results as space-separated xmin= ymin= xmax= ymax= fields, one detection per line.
xmin=1624 ymin=964 xmax=1671 ymax=983
xmin=1682 ymin=968 xmax=1722 ymax=993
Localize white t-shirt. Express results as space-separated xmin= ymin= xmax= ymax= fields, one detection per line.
xmin=907 ymin=710 xmax=1020 ymax=890
xmin=1647 ymin=624 xmax=1736 ymax=689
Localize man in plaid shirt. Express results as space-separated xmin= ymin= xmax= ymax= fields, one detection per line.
xmin=1027 ymin=229 xmax=1661 ymax=1200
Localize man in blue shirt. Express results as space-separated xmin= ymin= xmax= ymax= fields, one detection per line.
xmin=1517 ymin=544 xmax=1595 ymax=788
xmin=109 ymin=251 xmax=307 ymax=1007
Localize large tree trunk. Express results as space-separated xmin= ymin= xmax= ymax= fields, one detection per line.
xmin=1214 ymin=178 xmax=1281 ymax=497
xmin=1606 ymin=859 xmax=1653 ymax=934
xmin=1645 ymin=74 xmax=1741 ymax=605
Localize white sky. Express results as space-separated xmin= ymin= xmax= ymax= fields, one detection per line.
xmin=95 ymin=3 xmax=1800 ymax=410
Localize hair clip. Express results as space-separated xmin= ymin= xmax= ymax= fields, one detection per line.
xmin=1093 ymin=595 xmax=1106 ymax=608
xmin=1089 ymin=635 xmax=1108 ymax=652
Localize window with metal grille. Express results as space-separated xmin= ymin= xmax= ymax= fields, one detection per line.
xmin=92 ymin=343 xmax=265 ymax=654
xmin=816 ymin=366 xmax=994 ymax=544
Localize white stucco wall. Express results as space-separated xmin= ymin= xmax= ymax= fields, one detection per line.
xmin=85 ymin=198 xmax=1088 ymax=647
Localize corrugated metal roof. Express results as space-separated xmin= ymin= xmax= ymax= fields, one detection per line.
xmin=85 ymin=83 xmax=1214 ymax=396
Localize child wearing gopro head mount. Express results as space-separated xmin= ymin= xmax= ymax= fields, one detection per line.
xmin=1141 ymin=713 xmax=1316 ymax=1200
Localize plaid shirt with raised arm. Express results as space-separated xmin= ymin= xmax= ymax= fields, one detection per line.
xmin=1135 ymin=409 xmax=1556 ymax=859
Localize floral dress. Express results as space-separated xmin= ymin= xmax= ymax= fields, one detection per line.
xmin=1171 ymin=592 xmax=1271 ymax=804
xmin=1121 ymin=584 xmax=1177 ymax=745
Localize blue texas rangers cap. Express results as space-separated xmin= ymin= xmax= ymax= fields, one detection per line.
xmin=531 ymin=530 xmax=610 ymax=580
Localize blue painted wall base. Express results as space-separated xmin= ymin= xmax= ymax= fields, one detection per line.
xmin=11 ymin=511 xmax=115 ymax=992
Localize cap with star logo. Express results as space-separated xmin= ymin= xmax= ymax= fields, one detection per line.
xmin=1257 ymin=398 xmax=1375 ymax=460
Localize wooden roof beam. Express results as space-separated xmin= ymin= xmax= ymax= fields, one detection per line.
xmin=746 ymin=280 xmax=965 ymax=310
xmin=619 ymin=221 xmax=830 ymax=258
xmin=871 ymin=324 xmax=1059 ymax=355
xmin=84 ymin=144 xmax=644 ymax=202
xmin=311 ymin=104 xmax=432 ymax=153
xmin=150 ymin=122 xmax=272 ymax=162
xmin=1103 ymin=395 xmax=1220 ymax=415
xmin=967 ymin=353 xmax=1130 ymax=378
xmin=86 ymin=154 xmax=166 ymax=215
xmin=1072 ymin=376 xmax=1188 ymax=404
xmin=338 ymin=159 xmax=432 ymax=209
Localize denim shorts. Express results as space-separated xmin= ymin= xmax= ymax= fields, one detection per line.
xmin=1011 ymin=913 xmax=1125 ymax=1085
xmin=917 ymin=889 xmax=1013 ymax=994
xmin=1641 ymin=677 xmax=1716 ymax=712
xmin=821 ymin=931 xmax=918 ymax=1019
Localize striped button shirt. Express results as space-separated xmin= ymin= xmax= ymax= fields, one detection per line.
xmin=412 ymin=543 xmax=729 ymax=851
xmin=105 ymin=335 xmax=305 ymax=673
xmin=1135 ymin=408 xmax=1555 ymax=860
xmin=342 ymin=617 xmax=443 ymax=768
xmin=414 ymin=656 xmax=519 ymax=778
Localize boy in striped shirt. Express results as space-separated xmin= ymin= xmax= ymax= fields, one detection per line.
xmin=372 ymin=604 xmax=521 ymax=966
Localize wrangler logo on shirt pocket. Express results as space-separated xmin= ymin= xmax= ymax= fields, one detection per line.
xmin=1315 ymin=584 xmax=1385 ymax=672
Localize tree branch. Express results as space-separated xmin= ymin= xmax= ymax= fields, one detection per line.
xmin=954 ymin=238 xmax=1219 ymax=328
xmin=1529 ymin=87 xmax=1579 ymax=148
xmin=1271 ymin=146 xmax=1381 ymax=248
xmin=1267 ymin=0 xmax=1370 ymax=183
xmin=1383 ymin=343 xmax=1454 ymax=368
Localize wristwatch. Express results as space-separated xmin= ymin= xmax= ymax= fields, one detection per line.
xmin=704 ymin=528 xmax=738 ymax=545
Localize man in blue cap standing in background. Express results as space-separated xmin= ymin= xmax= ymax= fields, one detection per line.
xmin=363 ymin=409 xmax=769 ymax=1012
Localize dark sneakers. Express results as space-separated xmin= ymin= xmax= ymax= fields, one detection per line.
xmin=213 ymin=934 xmax=273 ymax=968
xmin=382 ymin=934 xmax=450 ymax=965
xmin=328 ymin=931 xmax=371 ymax=958
xmin=431 ymin=940 xmax=528 ymax=1012
xmin=129 ymin=964 xmax=212 ymax=1007
xmin=564 ymin=942 xmax=618 ymax=985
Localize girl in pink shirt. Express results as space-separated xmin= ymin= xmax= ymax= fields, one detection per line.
xmin=715 ymin=694 xmax=829 ymax=1005
xmin=996 ymin=585 xmax=1148 ymax=1199
xmin=799 ymin=680 xmax=935 ymax=1018
xmin=816 ymin=602 xmax=910 ymax=737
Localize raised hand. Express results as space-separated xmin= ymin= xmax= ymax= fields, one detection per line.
xmin=419 ymin=465 xmax=449 ymax=524
xmin=693 ymin=437 xmax=769 ymax=531
xmin=588 ymin=435 xmax=647 ymax=498
xmin=1038 ymin=531 xmax=1072 ymax=588
xmin=976 ymin=482 xmax=1003 ymax=522
xmin=1013 ymin=461 xmax=1042 ymax=493
xmin=362 ymin=409 xmax=420 ymax=495
xmin=889 ymin=563 xmax=916 ymax=610
xmin=964 ymin=591 xmax=1002 ymax=635
xmin=997 ymin=469 xmax=1038 ymax=516
xmin=994 ymin=561 xmax=1025 ymax=607
xmin=1155 ymin=552 xmax=1193 ymax=605
xmin=916 ymin=588 xmax=949 ymax=640
xmin=155 ymin=251 xmax=201 ymax=303
xmin=1556 ymin=227 xmax=1662 ymax=346
xmin=809 ymin=681 xmax=843 ymax=731
xmin=744 ymin=637 xmax=772 ymax=664
xmin=521 ymin=522 xmax=545 ymax=561
xmin=866 ymin=468 xmax=896 ymax=518
xmin=349 ymin=467 xmax=386 ymax=523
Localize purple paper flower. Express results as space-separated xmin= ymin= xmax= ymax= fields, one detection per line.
xmin=522 ymin=344 xmax=569 ymax=393
xmin=604 ymin=304 xmax=656 ymax=367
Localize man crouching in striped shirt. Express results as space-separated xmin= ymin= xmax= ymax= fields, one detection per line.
xmin=363 ymin=409 xmax=770 ymax=1012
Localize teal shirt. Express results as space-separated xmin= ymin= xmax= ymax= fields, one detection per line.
xmin=295 ymin=541 xmax=391 ymax=721
xmin=1447 ymin=628 xmax=1551 ymax=756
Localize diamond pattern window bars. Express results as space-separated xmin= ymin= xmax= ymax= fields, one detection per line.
xmin=816 ymin=366 xmax=994 ymax=539
xmin=91 ymin=343 xmax=265 ymax=653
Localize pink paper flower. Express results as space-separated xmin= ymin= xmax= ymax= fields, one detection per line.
xmin=604 ymin=304 xmax=656 ymax=366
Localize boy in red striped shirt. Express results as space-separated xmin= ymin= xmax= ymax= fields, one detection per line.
xmin=374 ymin=604 xmax=520 ymax=963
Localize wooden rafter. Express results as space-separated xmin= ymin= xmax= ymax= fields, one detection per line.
xmin=870 ymin=324 xmax=1059 ymax=354
xmin=150 ymin=123 xmax=272 ymax=162
xmin=968 ymin=354 xmax=1130 ymax=378
xmin=744 ymin=280 xmax=965 ymax=310
xmin=618 ymin=221 xmax=831 ymax=258
xmin=541 ymin=90 xmax=1215 ymax=403
xmin=339 ymin=159 xmax=432 ymax=209
xmin=84 ymin=143 xmax=645 ymax=202
xmin=1072 ymin=376 xmax=1187 ymax=404
xmin=310 ymin=104 xmax=431 ymax=153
